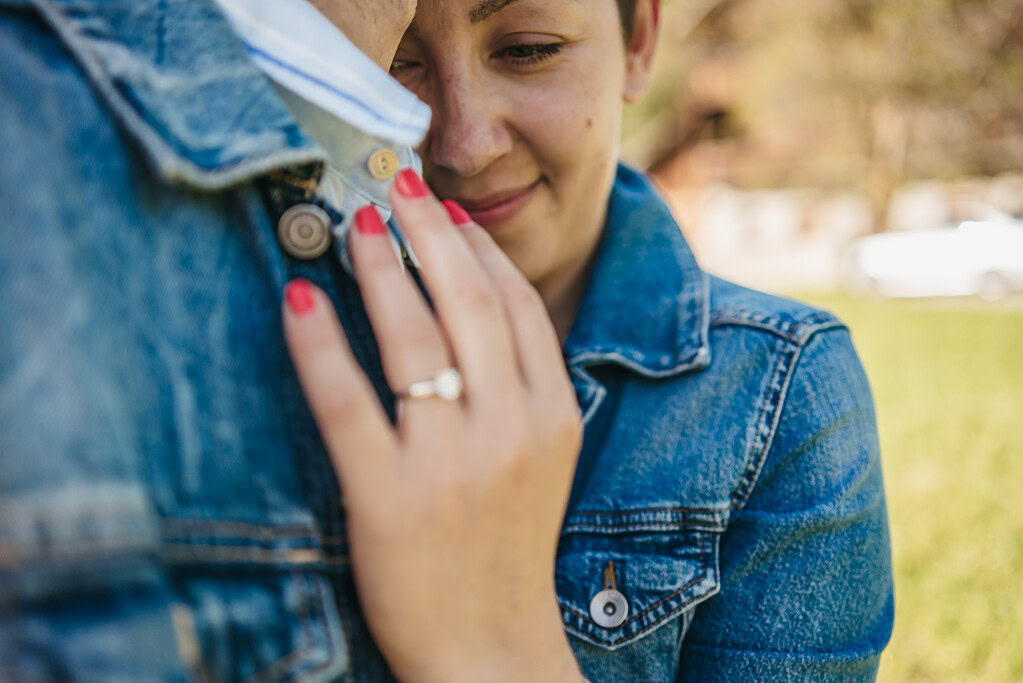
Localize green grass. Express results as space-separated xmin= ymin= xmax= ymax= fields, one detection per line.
xmin=791 ymin=293 xmax=1023 ymax=682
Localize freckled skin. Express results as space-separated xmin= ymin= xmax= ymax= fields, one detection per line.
xmin=391 ymin=0 xmax=653 ymax=336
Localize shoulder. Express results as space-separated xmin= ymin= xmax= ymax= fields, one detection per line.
xmin=707 ymin=275 xmax=847 ymax=348
xmin=704 ymin=276 xmax=869 ymax=411
xmin=698 ymin=277 xmax=875 ymax=509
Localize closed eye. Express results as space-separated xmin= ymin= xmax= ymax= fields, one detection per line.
xmin=493 ymin=42 xmax=563 ymax=66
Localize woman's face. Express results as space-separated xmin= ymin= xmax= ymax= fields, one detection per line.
xmin=391 ymin=0 xmax=655 ymax=288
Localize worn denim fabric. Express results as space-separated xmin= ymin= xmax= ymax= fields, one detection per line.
xmin=0 ymin=1 xmax=893 ymax=680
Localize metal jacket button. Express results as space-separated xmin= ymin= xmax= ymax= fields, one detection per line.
xmin=590 ymin=589 xmax=628 ymax=628
xmin=278 ymin=204 xmax=332 ymax=260
xmin=367 ymin=148 xmax=400 ymax=180
xmin=591 ymin=559 xmax=629 ymax=628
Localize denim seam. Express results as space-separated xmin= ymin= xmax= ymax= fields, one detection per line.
xmin=161 ymin=519 xmax=320 ymax=539
xmin=561 ymin=524 xmax=724 ymax=534
xmin=568 ymin=506 xmax=724 ymax=516
xmin=560 ymin=574 xmax=715 ymax=648
xmin=709 ymin=314 xmax=845 ymax=346
xmin=567 ymin=348 xmax=710 ymax=379
xmin=288 ymin=574 xmax=349 ymax=681
xmin=570 ymin=366 xmax=608 ymax=427
xmin=160 ymin=544 xmax=324 ymax=565
xmin=709 ymin=306 xmax=839 ymax=328
xmin=161 ymin=543 xmax=352 ymax=567
xmin=561 ymin=573 xmax=704 ymax=628
xmin=730 ymin=332 xmax=813 ymax=511
xmin=242 ymin=572 xmax=317 ymax=683
xmin=730 ymin=339 xmax=800 ymax=510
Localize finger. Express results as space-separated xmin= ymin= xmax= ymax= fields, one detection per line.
xmin=388 ymin=170 xmax=521 ymax=409
xmin=348 ymin=205 xmax=463 ymax=433
xmin=443 ymin=202 xmax=575 ymax=406
xmin=282 ymin=279 xmax=399 ymax=492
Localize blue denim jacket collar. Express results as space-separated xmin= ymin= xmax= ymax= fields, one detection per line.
xmin=28 ymin=0 xmax=326 ymax=190
xmin=564 ymin=164 xmax=711 ymax=379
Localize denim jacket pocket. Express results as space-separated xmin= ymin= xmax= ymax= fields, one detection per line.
xmin=1 ymin=483 xmax=349 ymax=682
xmin=157 ymin=518 xmax=350 ymax=682
xmin=555 ymin=507 xmax=724 ymax=651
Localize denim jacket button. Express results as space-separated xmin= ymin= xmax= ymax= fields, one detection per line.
xmin=367 ymin=149 xmax=400 ymax=180
xmin=278 ymin=204 xmax=332 ymax=260
xmin=590 ymin=589 xmax=629 ymax=628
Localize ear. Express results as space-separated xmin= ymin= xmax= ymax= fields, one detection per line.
xmin=623 ymin=0 xmax=660 ymax=104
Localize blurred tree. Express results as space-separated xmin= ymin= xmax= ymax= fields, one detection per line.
xmin=626 ymin=0 xmax=1023 ymax=228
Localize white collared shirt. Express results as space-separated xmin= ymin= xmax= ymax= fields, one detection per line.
xmin=212 ymin=0 xmax=429 ymax=146
xmin=213 ymin=0 xmax=430 ymax=269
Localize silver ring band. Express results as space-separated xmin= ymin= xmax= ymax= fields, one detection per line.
xmin=397 ymin=367 xmax=464 ymax=402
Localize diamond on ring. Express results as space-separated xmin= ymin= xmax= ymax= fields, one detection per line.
xmin=402 ymin=368 xmax=464 ymax=402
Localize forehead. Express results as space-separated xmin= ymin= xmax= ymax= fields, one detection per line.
xmin=411 ymin=0 xmax=592 ymax=24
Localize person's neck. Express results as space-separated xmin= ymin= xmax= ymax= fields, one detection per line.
xmin=535 ymin=233 xmax=603 ymax=347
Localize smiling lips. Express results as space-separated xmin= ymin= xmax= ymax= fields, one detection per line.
xmin=451 ymin=180 xmax=541 ymax=230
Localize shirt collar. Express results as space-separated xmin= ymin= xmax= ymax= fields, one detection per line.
xmin=563 ymin=164 xmax=711 ymax=378
xmin=212 ymin=0 xmax=430 ymax=147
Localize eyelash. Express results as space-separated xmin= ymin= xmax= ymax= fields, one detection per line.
xmin=390 ymin=43 xmax=563 ymax=75
xmin=494 ymin=42 xmax=564 ymax=66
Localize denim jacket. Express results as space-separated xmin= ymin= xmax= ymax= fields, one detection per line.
xmin=559 ymin=166 xmax=894 ymax=680
xmin=0 ymin=1 xmax=893 ymax=680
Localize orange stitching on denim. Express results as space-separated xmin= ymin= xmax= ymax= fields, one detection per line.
xmin=161 ymin=544 xmax=324 ymax=565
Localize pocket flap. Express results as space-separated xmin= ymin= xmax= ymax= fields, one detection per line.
xmin=556 ymin=507 xmax=724 ymax=650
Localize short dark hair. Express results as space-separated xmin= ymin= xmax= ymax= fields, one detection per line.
xmin=616 ymin=0 xmax=636 ymax=41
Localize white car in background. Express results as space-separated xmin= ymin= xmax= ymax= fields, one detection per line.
xmin=840 ymin=207 xmax=1023 ymax=300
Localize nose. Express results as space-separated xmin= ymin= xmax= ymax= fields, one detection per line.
xmin=424 ymin=70 xmax=513 ymax=178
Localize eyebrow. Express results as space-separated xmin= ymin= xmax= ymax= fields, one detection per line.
xmin=469 ymin=0 xmax=524 ymax=23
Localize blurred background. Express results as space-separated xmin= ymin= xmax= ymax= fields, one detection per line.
xmin=622 ymin=0 xmax=1023 ymax=680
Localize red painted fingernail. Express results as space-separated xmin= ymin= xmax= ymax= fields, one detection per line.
xmin=394 ymin=168 xmax=430 ymax=198
xmin=284 ymin=279 xmax=315 ymax=316
xmin=355 ymin=205 xmax=387 ymax=235
xmin=442 ymin=199 xmax=472 ymax=226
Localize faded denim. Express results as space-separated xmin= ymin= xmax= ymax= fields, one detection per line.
xmin=0 ymin=1 xmax=893 ymax=680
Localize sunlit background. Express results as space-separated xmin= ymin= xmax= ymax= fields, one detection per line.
xmin=623 ymin=0 xmax=1023 ymax=680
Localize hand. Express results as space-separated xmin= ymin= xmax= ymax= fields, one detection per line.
xmin=281 ymin=170 xmax=585 ymax=683
xmin=308 ymin=0 xmax=416 ymax=70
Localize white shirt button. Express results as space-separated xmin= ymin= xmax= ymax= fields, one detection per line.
xmin=278 ymin=204 xmax=332 ymax=260
xmin=367 ymin=148 xmax=400 ymax=180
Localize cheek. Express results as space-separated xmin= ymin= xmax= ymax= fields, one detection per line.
xmin=510 ymin=68 xmax=622 ymax=189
